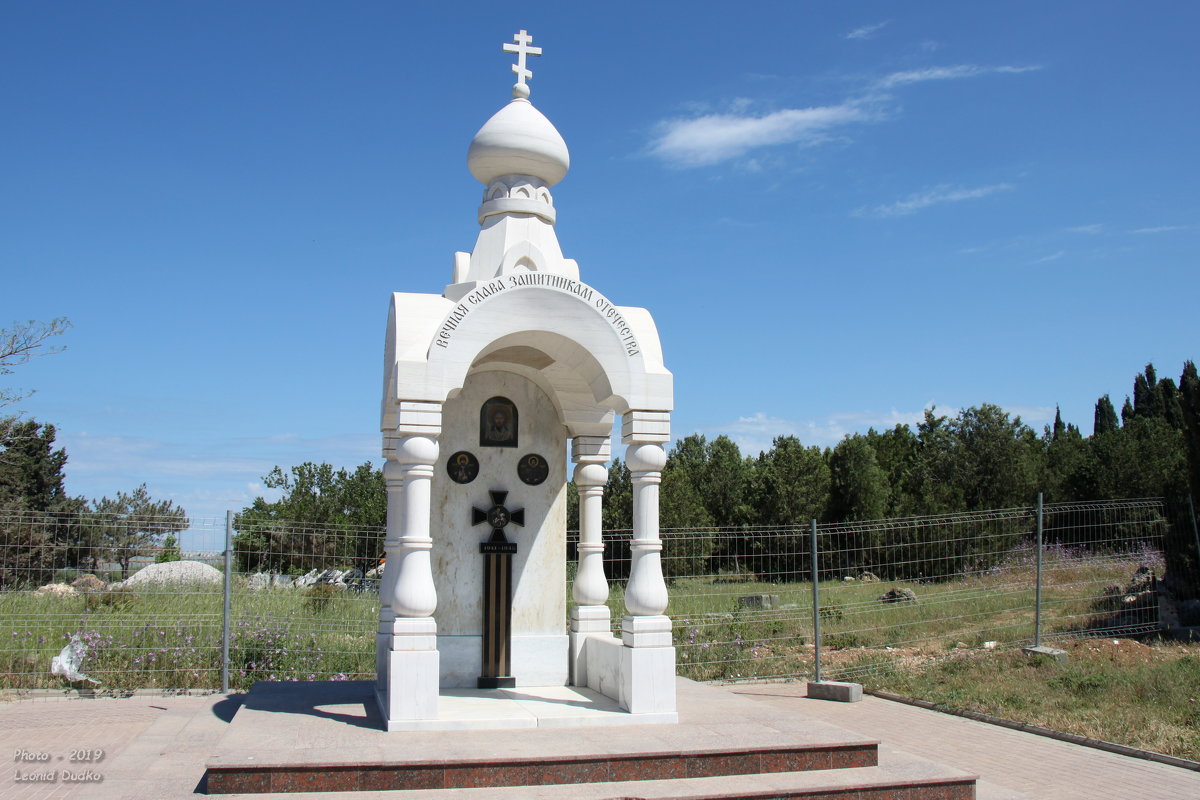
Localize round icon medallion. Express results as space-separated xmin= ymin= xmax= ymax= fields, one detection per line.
xmin=446 ymin=451 xmax=480 ymax=484
xmin=517 ymin=453 xmax=549 ymax=486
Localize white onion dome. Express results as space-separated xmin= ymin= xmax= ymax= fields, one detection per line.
xmin=467 ymin=96 xmax=570 ymax=187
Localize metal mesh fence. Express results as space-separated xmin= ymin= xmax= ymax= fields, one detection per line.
xmin=0 ymin=497 xmax=1182 ymax=696
xmin=0 ymin=513 xmax=229 ymax=694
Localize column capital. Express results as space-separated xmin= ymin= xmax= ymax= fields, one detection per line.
xmin=391 ymin=400 xmax=443 ymax=438
xmin=621 ymin=410 xmax=670 ymax=444
xmin=571 ymin=435 xmax=611 ymax=464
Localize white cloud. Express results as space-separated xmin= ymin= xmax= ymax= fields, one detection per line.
xmin=649 ymin=102 xmax=873 ymax=167
xmin=1066 ymin=224 xmax=1104 ymax=235
xmin=1131 ymin=224 xmax=1193 ymax=234
xmin=1032 ymin=250 xmax=1066 ymax=264
xmin=863 ymin=183 xmax=1014 ymax=218
xmin=648 ymin=60 xmax=1038 ymax=169
xmin=706 ymin=406 xmax=933 ymax=454
xmin=875 ymin=64 xmax=1041 ymax=89
xmin=704 ymin=402 xmax=1055 ymax=455
xmin=846 ymin=21 xmax=890 ymax=40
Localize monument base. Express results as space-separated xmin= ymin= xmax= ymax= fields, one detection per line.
xmin=206 ymin=678 xmax=977 ymax=797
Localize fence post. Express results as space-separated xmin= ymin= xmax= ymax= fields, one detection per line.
xmin=222 ymin=510 xmax=232 ymax=693
xmin=1034 ymin=493 xmax=1044 ymax=648
xmin=810 ymin=518 xmax=821 ymax=683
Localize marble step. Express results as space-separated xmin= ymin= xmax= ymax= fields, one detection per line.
xmin=205 ymin=762 xmax=977 ymax=799
xmin=205 ymin=740 xmax=878 ymax=794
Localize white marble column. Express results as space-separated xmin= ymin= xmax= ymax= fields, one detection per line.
xmin=618 ymin=411 xmax=675 ymax=715
xmin=623 ymin=441 xmax=669 ymax=620
xmin=376 ymin=438 xmax=402 ymax=689
xmin=376 ymin=425 xmax=441 ymax=727
xmin=568 ymin=435 xmax=611 ymax=686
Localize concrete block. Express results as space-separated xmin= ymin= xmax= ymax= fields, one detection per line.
xmin=807 ymin=680 xmax=863 ymax=702
xmin=1022 ymin=645 xmax=1068 ymax=662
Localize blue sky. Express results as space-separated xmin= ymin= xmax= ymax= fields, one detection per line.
xmin=4 ymin=2 xmax=1197 ymax=535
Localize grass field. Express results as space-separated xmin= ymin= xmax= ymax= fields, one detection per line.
xmin=0 ymin=541 xmax=1161 ymax=692
xmin=0 ymin=585 xmax=377 ymax=691
xmin=664 ymin=542 xmax=1160 ymax=682
xmin=861 ymin=637 xmax=1200 ymax=761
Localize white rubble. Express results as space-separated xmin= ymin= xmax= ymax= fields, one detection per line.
xmin=123 ymin=560 xmax=223 ymax=587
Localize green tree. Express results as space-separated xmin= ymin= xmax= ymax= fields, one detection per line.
xmin=234 ymin=462 xmax=385 ymax=574
xmin=1133 ymin=363 xmax=1162 ymax=419
xmin=863 ymin=424 xmax=919 ymax=515
xmin=1094 ymin=394 xmax=1119 ymax=436
xmin=909 ymin=408 xmax=962 ymax=513
xmin=1121 ymin=396 xmax=1135 ymax=425
xmin=1071 ymin=417 xmax=1187 ymax=501
xmin=741 ymin=436 xmax=830 ymax=579
xmin=600 ymin=458 xmax=632 ymax=579
xmin=750 ymin=435 xmax=831 ymax=526
xmin=0 ymin=420 xmax=71 ymax=511
xmin=944 ymin=404 xmax=1040 ymax=510
xmin=1043 ymin=413 xmax=1087 ymax=502
xmin=90 ymin=484 xmax=188 ymax=580
xmin=702 ymin=435 xmax=753 ymax=528
xmin=0 ymin=420 xmax=85 ymax=586
xmin=601 ymin=458 xmax=632 ymax=531
xmin=156 ymin=532 xmax=181 ymax=563
xmin=658 ymin=456 xmax=715 ymax=579
xmin=827 ymin=435 xmax=889 ymax=522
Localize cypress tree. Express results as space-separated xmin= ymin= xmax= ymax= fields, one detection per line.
xmin=1121 ymin=396 xmax=1136 ymax=425
xmin=1160 ymin=377 xmax=1186 ymax=429
xmin=1133 ymin=363 xmax=1165 ymax=420
xmin=1094 ymin=394 xmax=1119 ymax=436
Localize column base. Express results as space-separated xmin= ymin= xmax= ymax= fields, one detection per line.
xmin=621 ymin=614 xmax=672 ymax=647
xmin=570 ymin=605 xmax=612 ymax=686
xmin=619 ymin=641 xmax=677 ymax=715
xmin=377 ymin=618 xmax=439 ymax=727
xmin=618 ymin=613 xmax=675 ymax=715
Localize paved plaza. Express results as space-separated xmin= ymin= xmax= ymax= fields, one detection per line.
xmin=3 ymin=681 xmax=1198 ymax=799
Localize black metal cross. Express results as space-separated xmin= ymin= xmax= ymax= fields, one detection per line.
xmin=472 ymin=489 xmax=523 ymax=688
xmin=472 ymin=489 xmax=525 ymax=542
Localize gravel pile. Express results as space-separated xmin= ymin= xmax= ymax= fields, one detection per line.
xmin=123 ymin=560 xmax=223 ymax=587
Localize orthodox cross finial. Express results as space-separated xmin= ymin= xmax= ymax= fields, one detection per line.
xmin=503 ymin=29 xmax=542 ymax=99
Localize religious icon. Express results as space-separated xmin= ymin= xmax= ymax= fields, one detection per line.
xmin=479 ymin=397 xmax=518 ymax=448
xmin=517 ymin=453 xmax=549 ymax=486
xmin=446 ymin=451 xmax=479 ymax=484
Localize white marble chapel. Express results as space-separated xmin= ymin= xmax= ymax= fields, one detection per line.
xmin=376 ymin=30 xmax=677 ymax=730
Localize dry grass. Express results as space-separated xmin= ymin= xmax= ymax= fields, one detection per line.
xmin=861 ymin=637 xmax=1200 ymax=761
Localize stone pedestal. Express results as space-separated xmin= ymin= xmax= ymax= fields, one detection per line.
xmin=379 ymin=618 xmax=440 ymax=728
